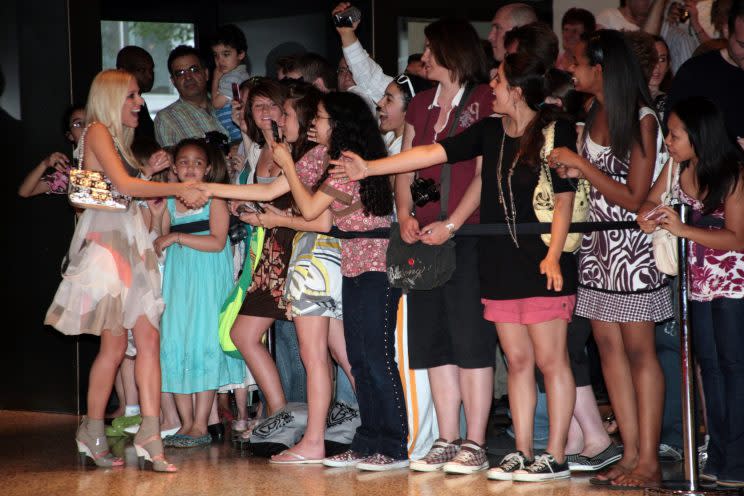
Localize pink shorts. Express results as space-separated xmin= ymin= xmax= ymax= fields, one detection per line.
xmin=481 ymin=295 xmax=576 ymax=325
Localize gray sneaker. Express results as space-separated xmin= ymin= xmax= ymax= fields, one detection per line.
xmin=568 ymin=443 xmax=623 ymax=472
xmin=658 ymin=443 xmax=683 ymax=462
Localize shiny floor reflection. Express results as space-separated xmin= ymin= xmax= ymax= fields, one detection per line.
xmin=1 ymin=410 xmax=652 ymax=496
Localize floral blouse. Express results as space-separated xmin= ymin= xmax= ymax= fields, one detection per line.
xmin=675 ymin=185 xmax=744 ymax=302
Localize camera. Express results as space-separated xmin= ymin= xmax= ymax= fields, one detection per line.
xmin=228 ymin=217 xmax=250 ymax=245
xmin=410 ymin=177 xmax=440 ymax=207
xmin=333 ymin=6 xmax=362 ymax=28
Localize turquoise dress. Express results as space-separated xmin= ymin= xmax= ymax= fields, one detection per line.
xmin=160 ymin=198 xmax=245 ymax=393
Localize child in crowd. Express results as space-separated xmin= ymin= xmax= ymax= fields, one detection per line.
xmin=153 ymin=138 xmax=245 ymax=448
xmin=211 ymin=24 xmax=251 ymax=143
xmin=18 ymin=104 xmax=85 ymax=197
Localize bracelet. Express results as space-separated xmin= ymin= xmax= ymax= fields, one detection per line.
xmin=444 ymin=221 xmax=457 ymax=239
xmin=362 ymin=164 xmax=370 ymax=178
xmin=177 ymin=233 xmax=182 ymax=245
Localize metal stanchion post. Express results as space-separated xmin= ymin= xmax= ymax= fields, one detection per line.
xmin=646 ymin=205 xmax=733 ymax=496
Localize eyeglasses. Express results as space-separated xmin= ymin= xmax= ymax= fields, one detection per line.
xmin=395 ymin=74 xmax=415 ymax=98
xmin=172 ymin=65 xmax=201 ymax=79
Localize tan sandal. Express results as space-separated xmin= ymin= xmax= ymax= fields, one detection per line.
xmin=76 ymin=416 xmax=124 ymax=468
xmin=134 ymin=416 xmax=177 ymax=472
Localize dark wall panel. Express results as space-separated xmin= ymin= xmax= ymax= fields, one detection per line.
xmin=3 ymin=0 xmax=80 ymax=413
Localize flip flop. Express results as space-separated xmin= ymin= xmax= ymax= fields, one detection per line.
xmin=269 ymin=449 xmax=324 ymax=465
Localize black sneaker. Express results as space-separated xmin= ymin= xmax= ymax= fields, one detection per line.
xmin=513 ymin=453 xmax=571 ymax=482
xmin=487 ymin=451 xmax=532 ymax=481
xmin=568 ymin=443 xmax=623 ymax=472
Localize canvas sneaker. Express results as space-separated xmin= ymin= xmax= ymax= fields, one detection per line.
xmin=441 ymin=440 xmax=489 ymax=474
xmin=323 ymin=450 xmax=367 ymax=468
xmin=513 ymin=453 xmax=571 ymax=482
xmin=356 ymin=453 xmax=410 ymax=472
xmin=568 ymin=443 xmax=623 ymax=471
xmin=410 ymin=438 xmax=461 ymax=472
xmin=487 ymin=451 xmax=532 ymax=481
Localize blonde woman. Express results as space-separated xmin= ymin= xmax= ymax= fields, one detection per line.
xmin=45 ymin=69 xmax=207 ymax=472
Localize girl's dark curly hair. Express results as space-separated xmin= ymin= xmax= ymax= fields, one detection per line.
xmin=283 ymin=80 xmax=322 ymax=161
xmin=316 ymin=92 xmax=393 ymax=217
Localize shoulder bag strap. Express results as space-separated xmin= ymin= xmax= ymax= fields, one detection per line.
xmin=439 ymin=83 xmax=476 ymax=220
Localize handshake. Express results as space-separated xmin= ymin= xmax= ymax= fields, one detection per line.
xmin=177 ymin=183 xmax=212 ymax=208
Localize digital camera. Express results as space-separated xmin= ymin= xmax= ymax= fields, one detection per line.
xmin=410 ymin=177 xmax=440 ymax=207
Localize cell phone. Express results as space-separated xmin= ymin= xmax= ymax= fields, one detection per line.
xmin=231 ymin=82 xmax=240 ymax=101
xmin=236 ymin=202 xmax=265 ymax=215
xmin=333 ymin=6 xmax=361 ymax=28
xmin=643 ymin=204 xmax=665 ymax=221
xmin=271 ymin=120 xmax=281 ymax=142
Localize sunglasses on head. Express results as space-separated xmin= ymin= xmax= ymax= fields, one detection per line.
xmin=395 ymin=74 xmax=415 ymax=98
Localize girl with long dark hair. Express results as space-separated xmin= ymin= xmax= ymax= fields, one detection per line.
xmin=331 ymin=51 xmax=581 ymax=482
xmin=207 ymin=82 xmax=356 ymax=463
xmin=272 ymin=91 xmax=408 ymax=471
xmin=547 ymin=30 xmax=672 ymax=488
xmin=638 ymin=97 xmax=744 ymax=488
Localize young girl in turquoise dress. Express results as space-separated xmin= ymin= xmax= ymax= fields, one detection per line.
xmin=152 ymin=138 xmax=245 ymax=447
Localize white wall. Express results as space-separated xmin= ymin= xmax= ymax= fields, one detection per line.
xmin=552 ymin=0 xmax=618 ymax=50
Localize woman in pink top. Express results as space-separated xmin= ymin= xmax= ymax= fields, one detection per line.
xmin=273 ymin=91 xmax=408 ymax=471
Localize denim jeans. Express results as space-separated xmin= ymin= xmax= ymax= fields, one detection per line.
xmin=343 ymin=272 xmax=408 ymax=459
xmin=274 ymin=320 xmax=306 ymax=403
xmin=656 ymin=278 xmax=682 ymax=449
xmin=692 ymin=298 xmax=744 ymax=482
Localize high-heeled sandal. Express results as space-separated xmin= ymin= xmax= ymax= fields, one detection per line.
xmin=134 ymin=416 xmax=177 ymax=473
xmin=76 ymin=416 xmax=124 ymax=468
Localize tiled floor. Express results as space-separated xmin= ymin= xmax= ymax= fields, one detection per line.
xmin=0 ymin=410 xmax=702 ymax=496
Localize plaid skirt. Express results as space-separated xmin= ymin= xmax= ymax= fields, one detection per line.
xmin=576 ymin=284 xmax=673 ymax=323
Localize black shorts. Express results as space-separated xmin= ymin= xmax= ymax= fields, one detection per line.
xmin=407 ymin=237 xmax=496 ymax=369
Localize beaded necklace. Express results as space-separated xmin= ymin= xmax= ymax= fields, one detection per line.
xmin=497 ymin=130 xmax=521 ymax=247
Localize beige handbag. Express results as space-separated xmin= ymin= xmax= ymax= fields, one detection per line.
xmin=533 ymin=121 xmax=590 ymax=253
xmin=67 ymin=124 xmax=131 ymax=211
xmin=651 ymin=159 xmax=679 ymax=276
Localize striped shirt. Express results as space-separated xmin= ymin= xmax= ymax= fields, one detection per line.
xmin=154 ymin=98 xmax=228 ymax=147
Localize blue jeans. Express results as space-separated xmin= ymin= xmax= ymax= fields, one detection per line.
xmin=692 ymin=298 xmax=744 ymax=482
xmin=656 ymin=279 xmax=682 ymax=449
xmin=343 ymin=272 xmax=407 ymax=459
xmin=274 ymin=320 xmax=306 ymax=403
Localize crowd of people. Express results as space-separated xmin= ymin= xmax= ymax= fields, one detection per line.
xmin=21 ymin=0 xmax=744 ymax=488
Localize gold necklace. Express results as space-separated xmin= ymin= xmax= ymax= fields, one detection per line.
xmin=497 ymin=131 xmax=520 ymax=247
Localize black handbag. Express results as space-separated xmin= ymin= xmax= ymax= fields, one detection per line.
xmin=386 ymin=223 xmax=456 ymax=290
xmin=385 ymin=84 xmax=475 ymax=291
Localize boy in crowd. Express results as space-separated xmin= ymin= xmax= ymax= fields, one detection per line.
xmin=211 ymin=24 xmax=250 ymax=142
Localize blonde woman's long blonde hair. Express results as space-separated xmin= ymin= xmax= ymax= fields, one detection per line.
xmin=85 ymin=69 xmax=138 ymax=168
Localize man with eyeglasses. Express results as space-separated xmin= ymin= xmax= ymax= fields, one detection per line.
xmin=154 ymin=45 xmax=227 ymax=147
